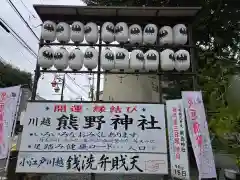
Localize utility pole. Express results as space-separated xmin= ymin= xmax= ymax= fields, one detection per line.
xmin=60 ymin=74 xmax=66 ymax=101
xmin=91 ymin=73 xmax=95 ymax=100
xmin=88 ymin=74 xmax=95 ymax=101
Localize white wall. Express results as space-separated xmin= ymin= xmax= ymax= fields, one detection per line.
xmin=102 ymin=74 xmax=160 ymax=102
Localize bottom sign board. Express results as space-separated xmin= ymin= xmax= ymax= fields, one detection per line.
xmin=16 ymin=152 xmax=168 ymax=174
xmin=41 ymin=174 xmax=161 ymax=180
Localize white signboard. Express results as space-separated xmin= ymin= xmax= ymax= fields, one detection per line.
xmin=166 ymin=99 xmax=190 ymax=179
xmin=0 ymin=86 xmax=21 ymax=159
xmin=20 ymin=103 xmax=167 ymax=153
xmin=16 ymin=152 xmax=168 ymax=174
xmin=18 ymin=102 xmax=168 ymax=174
xmin=182 ymin=91 xmax=217 ymax=179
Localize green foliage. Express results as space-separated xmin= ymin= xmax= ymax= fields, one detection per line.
xmin=226 ymin=75 xmax=240 ymax=109
xmin=197 ymin=48 xmax=240 ymax=161
xmin=193 ymin=0 xmax=240 ymax=158
xmin=83 ymin=0 xmax=240 ymax=160
xmin=0 ymin=61 xmax=32 ymax=89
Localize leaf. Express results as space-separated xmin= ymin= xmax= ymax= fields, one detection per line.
xmin=0 ymin=61 xmax=32 ymax=88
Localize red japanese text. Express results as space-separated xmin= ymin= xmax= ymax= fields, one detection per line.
xmin=54 ymin=104 xmax=67 ymax=112
xmin=187 ymin=98 xmax=203 ymax=148
xmin=126 ymin=106 xmax=137 ymax=113
xmin=93 ymin=105 xmax=106 ymax=113
xmin=0 ymin=103 xmax=4 ymax=143
xmin=110 ymin=105 xmax=122 ymax=113
xmin=172 ymin=107 xmax=180 ymax=160
xmin=71 ymin=104 xmax=83 ymax=112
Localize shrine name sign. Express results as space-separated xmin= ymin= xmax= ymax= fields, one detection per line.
xmin=16 ymin=102 xmax=168 ymax=174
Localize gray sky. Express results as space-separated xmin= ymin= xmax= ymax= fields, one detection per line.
xmin=0 ymin=0 xmax=102 ymax=100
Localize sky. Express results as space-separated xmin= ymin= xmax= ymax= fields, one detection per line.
xmin=0 ymin=0 xmax=103 ymax=100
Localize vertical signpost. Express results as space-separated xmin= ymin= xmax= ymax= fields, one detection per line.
xmin=182 ymin=91 xmax=217 ymax=179
xmin=166 ymin=99 xmax=190 ymax=179
xmin=0 ymin=86 xmax=22 ymax=159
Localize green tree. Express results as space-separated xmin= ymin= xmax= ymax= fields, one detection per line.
xmin=83 ymin=0 xmax=240 ymax=166
xmin=0 ymin=61 xmax=32 ymax=89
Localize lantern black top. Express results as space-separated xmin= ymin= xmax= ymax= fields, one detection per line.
xmin=33 ymin=5 xmax=201 ymax=24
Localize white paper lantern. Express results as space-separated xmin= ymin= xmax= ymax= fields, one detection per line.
xmin=130 ymin=49 xmax=144 ymax=70
xmin=53 ymin=47 xmax=69 ymax=70
xmin=70 ymin=21 xmax=84 ymax=44
xmin=115 ymin=22 xmax=128 ymax=43
xmin=173 ymin=24 xmax=188 ymax=45
xmin=129 ymin=24 xmax=142 ymax=44
xmin=144 ymin=49 xmax=159 ymax=71
xmin=174 ymin=49 xmax=190 ymax=71
xmin=68 ymin=48 xmax=84 ymax=71
xmin=41 ymin=21 xmax=56 ymax=42
xmin=56 ymin=22 xmax=70 ymax=43
xmin=101 ymin=22 xmax=115 ymax=43
xmin=143 ymin=24 xmax=158 ymax=44
xmin=84 ymin=22 xmax=98 ymax=44
xmin=159 ymin=26 xmax=173 ymax=45
xmin=160 ymin=49 xmax=175 ymax=71
xmin=114 ymin=48 xmax=129 ymax=70
xmin=83 ymin=47 xmax=98 ymax=70
xmin=38 ymin=46 xmax=54 ymax=70
xmin=101 ymin=48 xmax=115 ymax=70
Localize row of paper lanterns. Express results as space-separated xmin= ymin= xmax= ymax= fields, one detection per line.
xmin=38 ymin=46 xmax=190 ymax=72
xmin=41 ymin=20 xmax=188 ymax=45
